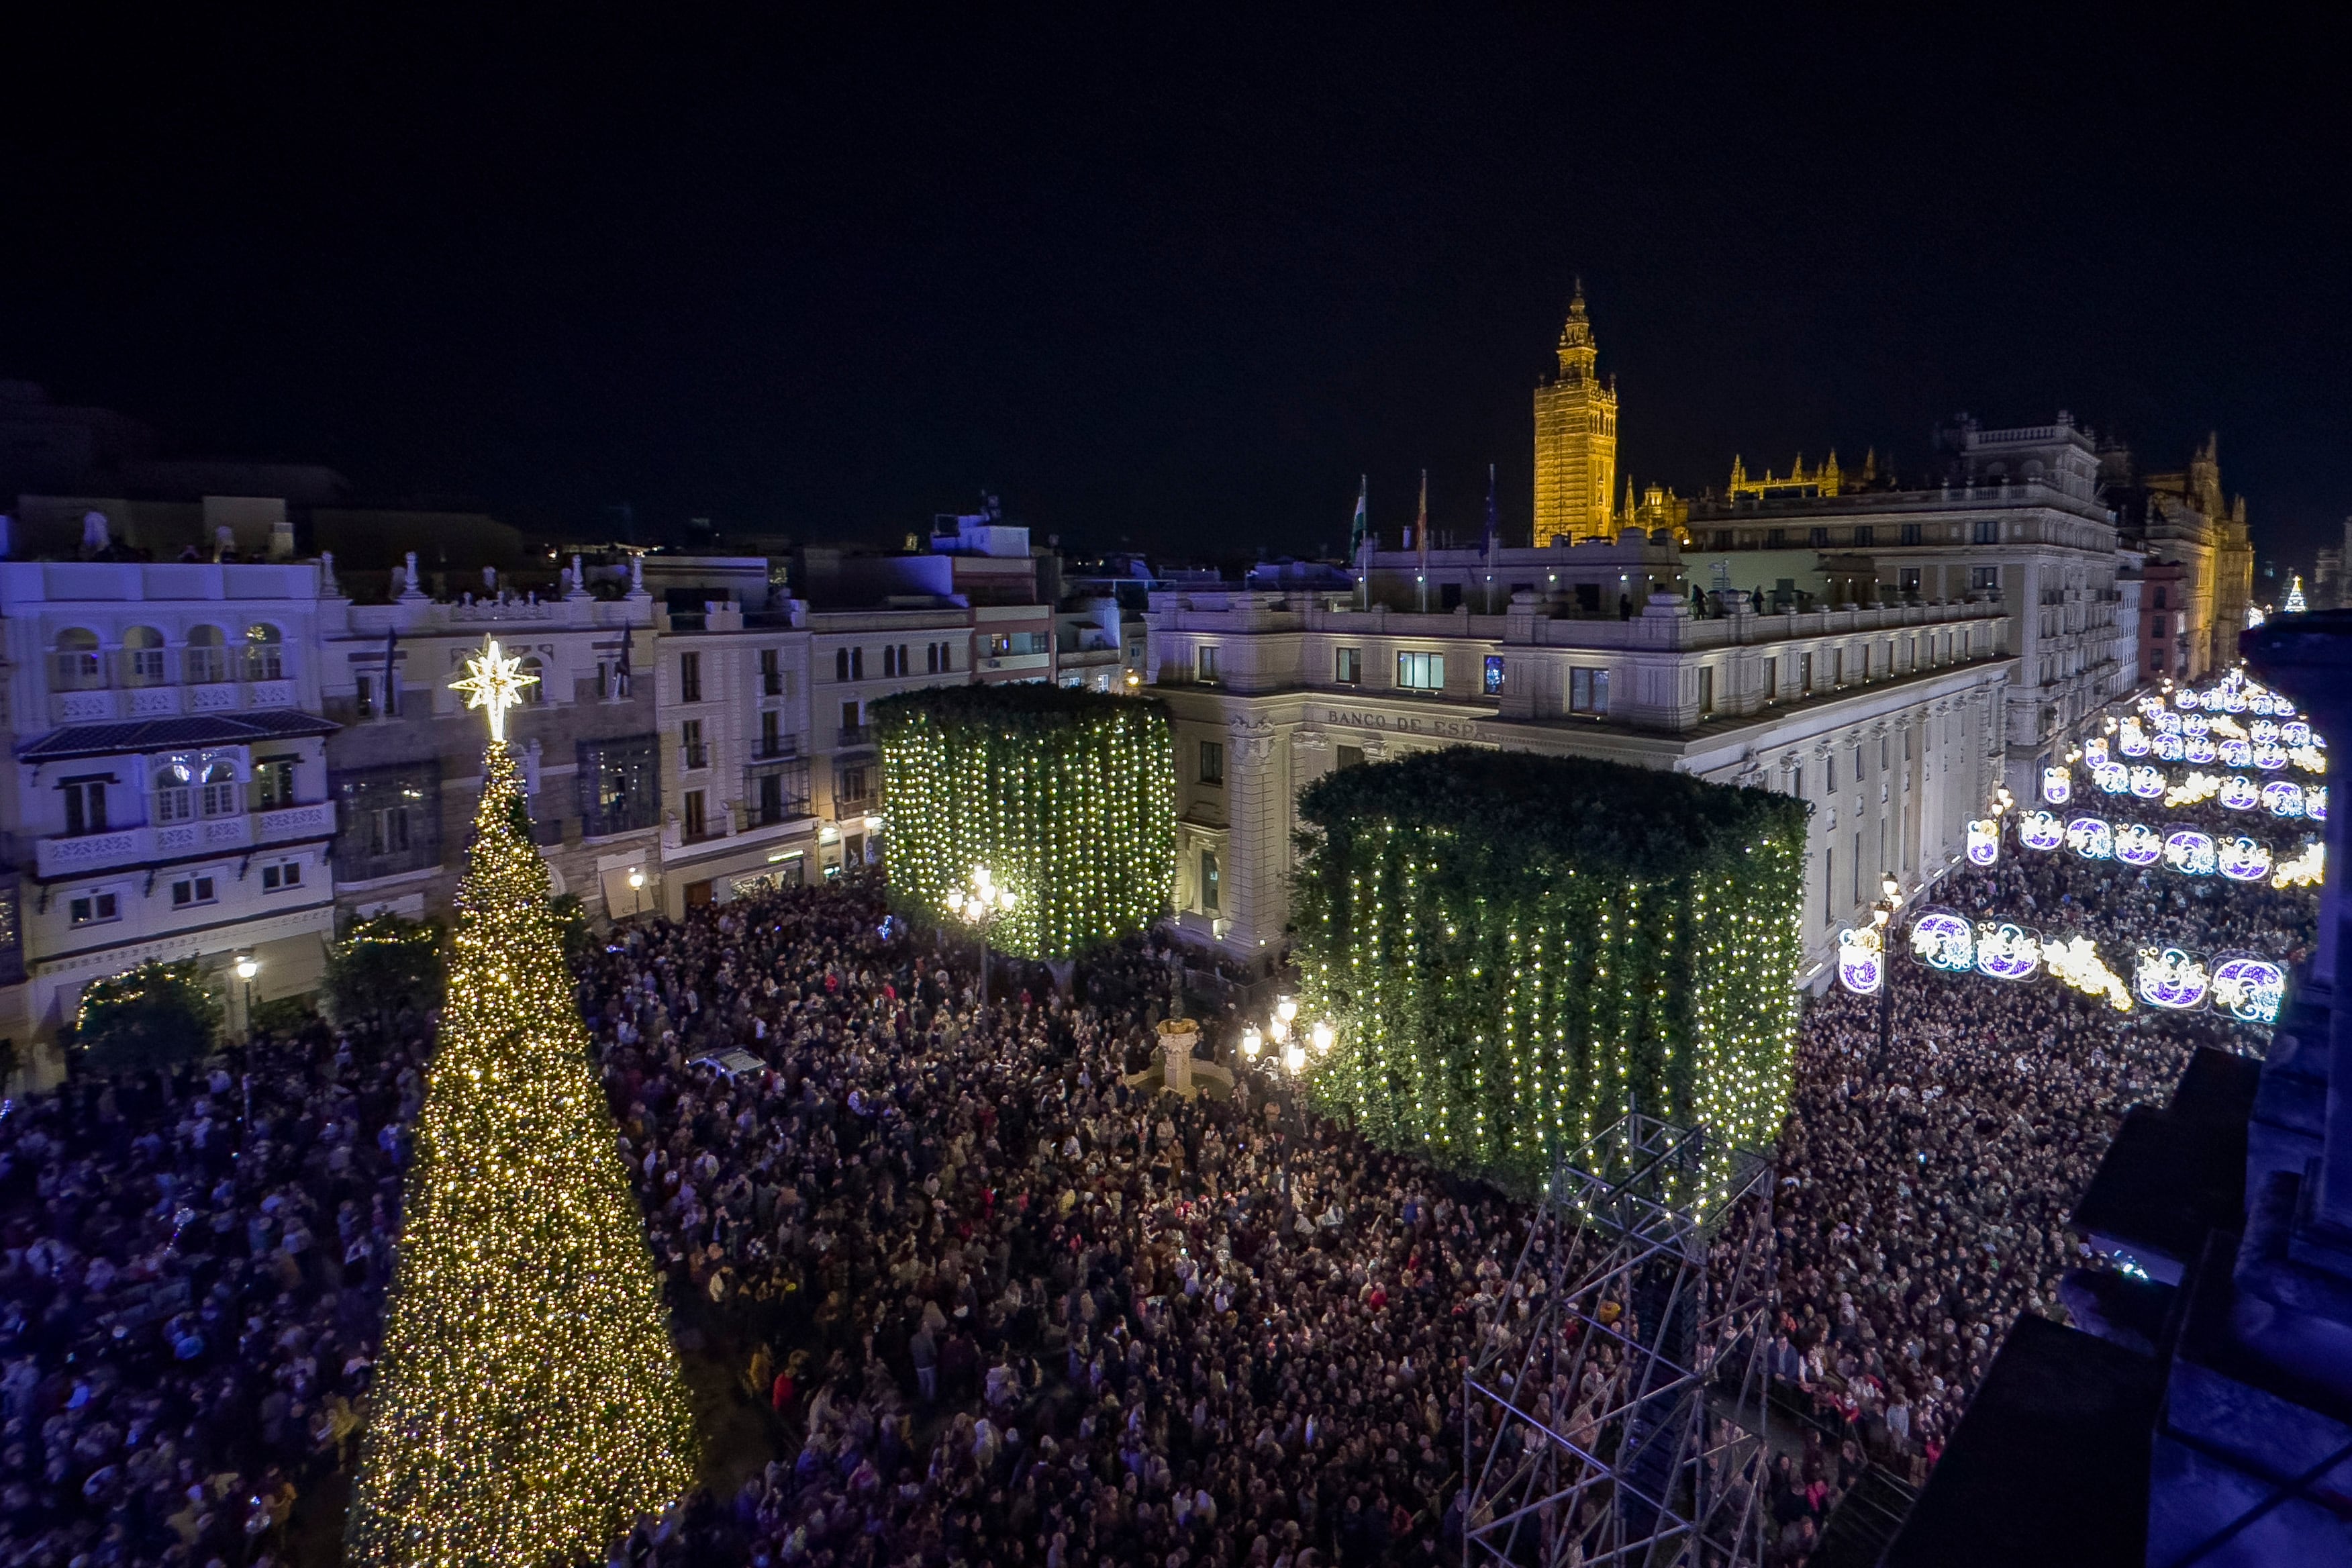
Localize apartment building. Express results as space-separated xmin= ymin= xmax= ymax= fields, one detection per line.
xmin=1145 ymin=536 xmax=2015 ymax=979
xmin=0 ymin=559 xmax=342 ymax=1046
xmin=1683 ymin=415 xmax=2128 ymax=799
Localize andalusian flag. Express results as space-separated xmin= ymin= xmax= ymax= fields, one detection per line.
xmin=1350 ymin=475 xmax=1369 ymax=556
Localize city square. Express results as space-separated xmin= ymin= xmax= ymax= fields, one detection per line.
xmin=0 ymin=13 xmax=2347 ymax=1568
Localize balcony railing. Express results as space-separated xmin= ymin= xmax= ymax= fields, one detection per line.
xmin=34 ymin=801 xmax=338 ymax=878
xmin=681 ymin=744 xmax=709 ymax=771
xmin=752 ymin=735 xmax=799 ymax=760
xmin=838 ymin=724 xmax=873 ymax=747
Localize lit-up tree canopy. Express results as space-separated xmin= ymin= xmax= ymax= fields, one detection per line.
xmin=875 ymin=685 xmax=1175 ymax=959
xmin=346 ymin=735 xmax=696 ymax=1565
xmin=1293 ymin=747 xmax=1807 ymax=1192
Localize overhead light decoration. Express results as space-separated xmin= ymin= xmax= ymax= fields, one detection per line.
xmin=2211 ymin=954 xmax=2286 ymax=1024
xmin=2129 ymin=765 xmax=2167 ymax=799
xmin=2064 ymin=817 xmax=2113 ymax=861
xmin=1909 ymin=908 xmax=1976 ymax=973
xmin=2113 ymin=822 xmax=2163 ymax=867
xmin=2016 ymin=810 xmax=2064 ymax=852
xmin=1973 ymin=922 xmax=2042 ymax=982
xmin=1965 ymin=819 xmax=2000 ymax=866
xmin=2165 ymin=772 xmax=2222 ymax=808
xmin=1836 ymin=925 xmax=1883 ymax=995
xmin=2284 ymin=574 xmax=2308 ymax=614
xmin=2218 ymin=836 xmax=2274 ymax=882
xmin=2163 ymin=829 xmax=2219 ymax=877
xmin=2261 ymin=780 xmax=2306 ymax=818
xmin=2272 ymin=840 xmax=2324 ymax=889
xmin=2042 ymin=934 xmax=2132 ymax=1012
xmin=1289 ymin=748 xmax=1806 ymax=1197
xmin=2135 ymin=947 xmax=2211 ymax=1011
xmin=873 ymin=685 xmax=1176 ymax=961
xmin=2041 ymin=765 xmax=2071 ymax=805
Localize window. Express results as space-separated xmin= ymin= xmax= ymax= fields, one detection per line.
xmin=515 ymin=654 xmax=544 ymax=703
xmin=1698 ymin=666 xmax=1714 ymax=716
xmin=840 ymin=700 xmax=863 ymax=741
xmin=1197 ymin=645 xmax=1221 ymax=684
xmin=1970 ymin=566 xmax=1999 ymax=593
xmin=153 ymin=763 xmax=193 ymax=824
xmin=1199 ymin=740 xmax=1225 ymax=786
xmin=1808 ymin=527 xmax=1829 ymax=547
xmin=1483 ymin=655 xmax=1505 ymax=695
xmin=242 ymin=624 xmax=284 ymax=681
xmin=1898 ymin=567 xmax=1920 ymax=595
xmin=2154 ymin=587 xmax=2168 ymax=610
xmin=2151 ymin=614 xmax=2167 ymax=638
xmin=761 ymin=646 xmax=784 ymax=695
xmin=1900 ymin=524 xmax=1922 ymax=546
xmin=1791 ymin=765 xmax=1804 ymax=797
xmin=1972 ymin=520 xmax=2000 ymax=545
xmin=122 ymin=627 xmax=166 ymax=687
xmin=760 ymin=709 xmax=785 ymax=757
xmin=1798 ymin=653 xmax=1813 ymax=693
xmin=52 ymin=628 xmax=104 ymax=691
xmin=753 ymin=760 xmax=814 ymax=825
xmin=681 ymin=719 xmax=707 ymax=770
xmin=64 ymin=777 xmax=111 ymax=836
xmin=678 ymin=651 xmax=702 ymax=703
xmin=170 ymin=874 xmax=217 ymax=908
xmin=1569 ymin=667 xmax=1610 ymax=715
xmin=334 ymin=761 xmax=443 ymax=878
xmin=1334 ymin=647 xmax=1362 ymax=685
xmin=260 ymin=860 xmax=303 ymax=891
xmin=1853 ymin=526 xmax=1873 ymax=547
xmin=184 ymin=625 xmax=228 ymax=685
xmin=1200 ymin=849 xmax=1220 ymax=914
xmin=254 ymin=756 xmax=297 ymax=811
xmin=836 ymin=647 xmax=865 ymax=681
xmin=68 ymin=891 xmax=119 ymax=926
xmin=883 ymin=644 xmax=908 ymax=677
xmin=683 ymin=789 xmax=709 ymax=839
xmin=2150 ymin=648 xmax=2167 ymax=674
xmin=926 ymin=642 xmax=942 ymax=675
xmin=1853 ymin=832 xmax=1863 ymax=903
xmin=837 ymin=763 xmax=873 ymax=807
xmin=1826 ymin=753 xmax=1839 ymax=792
xmin=1824 ymin=846 xmax=1834 ymax=924
xmin=1440 ymin=582 xmax=1462 ymax=611
xmin=1859 ymin=646 xmax=1871 ymax=682
xmin=199 ymin=761 xmax=240 ymax=818
xmin=1765 ymin=528 xmax=1786 ymax=548
xmin=1396 ymin=651 xmax=1444 ymax=691
xmin=1336 ymin=745 xmax=1366 ymax=770
xmin=356 ymin=673 xmax=376 ymax=718
xmin=1763 ymin=658 xmax=1778 ymax=701
xmin=575 ymin=736 xmax=659 ymax=838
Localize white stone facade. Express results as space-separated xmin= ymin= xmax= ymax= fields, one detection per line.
xmin=1145 ymin=553 xmax=2014 ymax=981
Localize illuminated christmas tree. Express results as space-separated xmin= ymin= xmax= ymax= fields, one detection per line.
xmin=346 ymin=642 xmax=696 ymax=1567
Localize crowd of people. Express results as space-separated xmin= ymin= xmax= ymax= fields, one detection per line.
xmin=0 ymin=1022 xmax=424 ymax=1567
xmin=588 ymin=881 xmax=1510 ymax=1568
xmin=0 ymin=825 xmax=2315 ymax=1567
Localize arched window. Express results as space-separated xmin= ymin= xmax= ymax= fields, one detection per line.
xmin=52 ymin=628 xmax=103 ymax=691
xmin=519 ymin=655 xmax=546 ymax=703
xmin=154 ymin=761 xmax=195 ymax=824
xmin=242 ymin=623 xmax=284 ymax=681
xmin=121 ymin=626 xmax=167 ymax=687
xmin=199 ymin=759 xmax=240 ymax=818
xmin=184 ymin=626 xmax=228 ymax=685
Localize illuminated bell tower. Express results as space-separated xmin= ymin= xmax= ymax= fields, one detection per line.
xmin=1532 ymin=282 xmax=1620 ymax=546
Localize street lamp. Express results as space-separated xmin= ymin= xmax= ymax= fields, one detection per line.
xmin=1869 ymin=873 xmax=1902 ymax=1066
xmin=233 ymin=953 xmax=260 ymax=1041
xmin=954 ymin=865 xmax=1018 ymax=1003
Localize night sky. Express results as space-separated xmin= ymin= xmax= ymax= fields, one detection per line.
xmin=5 ymin=11 xmax=2345 ymax=573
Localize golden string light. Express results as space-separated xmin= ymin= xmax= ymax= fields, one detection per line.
xmin=345 ymin=738 xmax=696 ymax=1566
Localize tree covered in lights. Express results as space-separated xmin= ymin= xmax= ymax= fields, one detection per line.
xmin=346 ymin=705 xmax=695 ymax=1563
xmin=1293 ymin=747 xmax=1808 ymax=1193
xmin=874 ymin=685 xmax=1176 ymax=959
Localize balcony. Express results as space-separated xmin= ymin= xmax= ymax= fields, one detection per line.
xmin=680 ymin=744 xmax=710 ymax=771
xmin=752 ymin=735 xmax=799 ymax=760
xmin=838 ymin=724 xmax=873 ymax=748
xmin=34 ymin=801 xmax=338 ymax=878
xmin=45 ymin=677 xmax=302 ymax=727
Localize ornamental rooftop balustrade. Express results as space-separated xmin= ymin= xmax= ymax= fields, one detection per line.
xmin=1145 ymin=581 xmax=2010 ymax=734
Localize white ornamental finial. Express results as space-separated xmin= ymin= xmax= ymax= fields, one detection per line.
xmin=450 ymin=637 xmax=538 ymax=743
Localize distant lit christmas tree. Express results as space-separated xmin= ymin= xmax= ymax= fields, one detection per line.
xmin=347 ymin=642 xmax=696 ymax=1567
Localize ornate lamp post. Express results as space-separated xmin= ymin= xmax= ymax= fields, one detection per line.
xmin=1869 ymin=873 xmax=1904 ymax=1067
xmin=953 ymin=865 xmax=1018 ymax=1003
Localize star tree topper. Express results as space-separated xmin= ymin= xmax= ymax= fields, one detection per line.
xmin=450 ymin=638 xmax=538 ymax=742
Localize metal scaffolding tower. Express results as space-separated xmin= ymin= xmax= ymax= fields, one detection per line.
xmin=1463 ymin=1113 xmax=1775 ymax=1568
